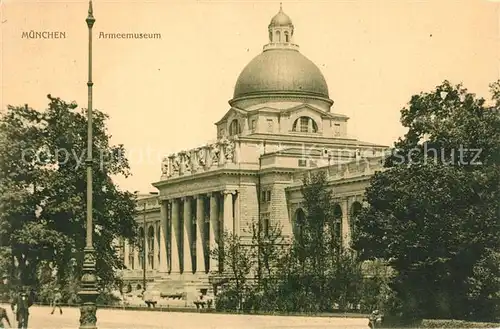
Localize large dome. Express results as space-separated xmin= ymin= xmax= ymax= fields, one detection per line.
xmin=233 ymin=48 xmax=330 ymax=100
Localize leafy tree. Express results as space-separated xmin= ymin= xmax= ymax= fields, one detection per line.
xmin=270 ymin=171 xmax=365 ymax=313
xmin=0 ymin=96 xmax=138 ymax=292
xmin=211 ymin=230 xmax=254 ymax=310
xmin=247 ymin=218 xmax=287 ymax=312
xmin=354 ymin=81 xmax=500 ymax=321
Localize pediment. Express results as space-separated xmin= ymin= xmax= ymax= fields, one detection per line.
xmin=246 ymin=106 xmax=281 ymax=114
xmin=215 ymin=107 xmax=248 ymax=125
xmin=281 ymin=104 xmax=348 ymax=120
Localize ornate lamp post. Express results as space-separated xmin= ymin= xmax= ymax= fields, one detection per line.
xmin=78 ymin=1 xmax=98 ymax=329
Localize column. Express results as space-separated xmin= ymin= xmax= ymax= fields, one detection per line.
xmin=341 ymin=198 xmax=350 ymax=249
xmin=159 ymin=201 xmax=168 ymax=272
xmin=223 ymin=190 xmax=234 ymax=234
xmin=209 ymin=192 xmax=219 ymax=272
xmin=171 ymin=199 xmax=181 ymax=273
xmin=144 ymin=223 xmax=150 ymax=270
xmin=133 ymin=247 xmax=139 ymax=271
xmin=123 ymin=239 xmax=129 ymax=269
xmin=183 ymin=197 xmax=193 ymax=274
xmin=196 ymin=196 xmax=205 ymax=273
xmin=154 ymin=222 xmax=160 ymax=269
xmin=233 ymin=191 xmax=240 ymax=235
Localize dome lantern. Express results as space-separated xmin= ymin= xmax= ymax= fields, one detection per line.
xmin=265 ymin=3 xmax=297 ymax=51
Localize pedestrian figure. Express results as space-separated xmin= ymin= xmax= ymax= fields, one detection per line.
xmin=0 ymin=306 xmax=11 ymax=328
xmin=368 ymin=310 xmax=383 ymax=329
xmin=10 ymin=288 xmax=33 ymax=329
xmin=50 ymin=288 xmax=62 ymax=315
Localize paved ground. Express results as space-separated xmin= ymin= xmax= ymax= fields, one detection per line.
xmin=0 ymin=304 xmax=368 ymax=329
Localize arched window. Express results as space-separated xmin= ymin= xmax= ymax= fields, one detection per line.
xmin=229 ymin=119 xmax=241 ymax=136
xmin=294 ymin=208 xmax=306 ymax=239
xmin=148 ymin=226 xmax=154 ymax=269
xmin=275 ymin=30 xmax=281 ymax=42
xmin=350 ymin=201 xmax=363 ymax=241
xmin=292 ymin=116 xmax=318 ymax=133
xmin=138 ymin=227 xmax=145 ymax=270
xmin=156 ymin=228 xmax=161 ymax=265
xmin=332 ymin=204 xmax=343 ymax=250
xmin=128 ymin=244 xmax=134 ymax=270
xmin=284 ymin=31 xmax=289 ymax=42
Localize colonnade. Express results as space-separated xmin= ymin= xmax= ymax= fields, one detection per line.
xmin=124 ymin=190 xmax=239 ymax=275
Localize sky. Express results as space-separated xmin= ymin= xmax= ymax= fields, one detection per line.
xmin=1 ymin=0 xmax=499 ymax=193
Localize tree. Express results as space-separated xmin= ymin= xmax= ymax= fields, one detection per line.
xmin=248 ymin=217 xmax=287 ymax=312
xmin=354 ymin=81 xmax=500 ymax=321
xmin=272 ymin=171 xmax=365 ymax=313
xmin=211 ymin=230 xmax=254 ymax=310
xmin=0 ymin=96 xmax=138 ymax=292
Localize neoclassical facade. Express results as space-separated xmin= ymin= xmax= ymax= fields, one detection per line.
xmin=121 ymin=6 xmax=388 ymax=301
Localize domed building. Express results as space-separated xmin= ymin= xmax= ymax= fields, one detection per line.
xmin=120 ymin=5 xmax=388 ymax=305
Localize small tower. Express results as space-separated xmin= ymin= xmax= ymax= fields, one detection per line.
xmin=264 ymin=3 xmax=298 ymax=51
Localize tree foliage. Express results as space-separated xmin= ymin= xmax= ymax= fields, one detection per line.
xmin=212 ymin=173 xmax=370 ymax=314
xmin=354 ymin=81 xmax=500 ymax=321
xmin=0 ymin=96 xmax=138 ymax=294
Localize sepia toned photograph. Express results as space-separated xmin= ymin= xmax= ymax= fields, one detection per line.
xmin=0 ymin=0 xmax=499 ymax=328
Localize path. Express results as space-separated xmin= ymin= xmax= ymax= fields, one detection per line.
xmin=0 ymin=304 xmax=368 ymax=329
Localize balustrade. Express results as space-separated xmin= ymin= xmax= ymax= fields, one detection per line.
xmin=161 ymin=137 xmax=238 ymax=178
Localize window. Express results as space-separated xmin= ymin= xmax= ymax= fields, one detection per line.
xmin=298 ymin=159 xmax=307 ymax=167
xmin=266 ymin=190 xmax=271 ymax=202
xmin=284 ymin=31 xmax=289 ymax=42
xmin=138 ymin=227 xmax=145 ymax=270
xmin=267 ymin=119 xmax=274 ymax=133
xmin=275 ymin=31 xmax=281 ymax=42
xmin=128 ymin=244 xmax=134 ymax=270
xmin=334 ymin=123 xmax=341 ymax=137
xmin=295 ymin=208 xmax=306 ymax=240
xmin=157 ymin=229 xmax=161 ymax=265
xmin=261 ymin=191 xmax=267 ymax=202
xmin=148 ymin=226 xmax=154 ymax=269
xmin=251 ymin=119 xmax=256 ymax=132
xmin=261 ymin=212 xmax=270 ymax=236
xmin=292 ymin=116 xmax=318 ymax=133
xmin=229 ymin=119 xmax=241 ymax=136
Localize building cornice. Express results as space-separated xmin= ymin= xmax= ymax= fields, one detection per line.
xmin=152 ymin=167 xmax=259 ymax=189
xmin=229 ymin=93 xmax=334 ymax=107
xmin=237 ymin=133 xmax=388 ymax=148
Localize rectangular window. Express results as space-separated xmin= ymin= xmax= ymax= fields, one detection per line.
xmin=251 ymin=119 xmax=256 ymax=132
xmin=300 ymin=117 xmax=309 ymax=132
xmin=267 ymin=119 xmax=273 ymax=133
xmin=261 ymin=191 xmax=267 ymax=202
xmin=266 ymin=190 xmax=271 ymax=202
xmin=334 ymin=123 xmax=341 ymax=137
xmin=298 ymin=159 xmax=307 ymax=167
xmin=261 ymin=212 xmax=270 ymax=236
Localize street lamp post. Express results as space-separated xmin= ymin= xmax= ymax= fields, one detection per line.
xmin=78 ymin=1 xmax=98 ymax=329
xmin=143 ymin=202 xmax=147 ymax=293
